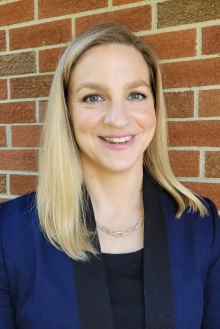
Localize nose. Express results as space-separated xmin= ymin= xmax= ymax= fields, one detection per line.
xmin=104 ymin=100 xmax=131 ymax=128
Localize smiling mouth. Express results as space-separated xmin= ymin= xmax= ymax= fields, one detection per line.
xmin=99 ymin=136 xmax=133 ymax=144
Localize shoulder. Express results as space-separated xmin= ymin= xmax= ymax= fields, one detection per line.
xmin=160 ymin=186 xmax=219 ymax=239
xmin=161 ymin=187 xmax=220 ymax=257
xmin=0 ymin=192 xmax=40 ymax=249
xmin=160 ymin=184 xmax=219 ymax=221
xmin=0 ymin=192 xmax=37 ymax=226
xmin=202 ymin=197 xmax=219 ymax=219
xmin=0 ymin=192 xmax=36 ymax=213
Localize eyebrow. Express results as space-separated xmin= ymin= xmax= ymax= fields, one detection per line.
xmin=75 ymin=80 xmax=150 ymax=94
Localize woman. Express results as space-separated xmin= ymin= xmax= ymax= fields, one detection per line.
xmin=0 ymin=23 xmax=219 ymax=329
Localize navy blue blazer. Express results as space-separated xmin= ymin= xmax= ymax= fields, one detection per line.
xmin=0 ymin=171 xmax=220 ymax=329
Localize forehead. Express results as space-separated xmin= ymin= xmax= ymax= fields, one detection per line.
xmin=70 ymin=44 xmax=150 ymax=85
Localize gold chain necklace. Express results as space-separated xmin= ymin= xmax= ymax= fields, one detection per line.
xmin=96 ymin=215 xmax=145 ymax=237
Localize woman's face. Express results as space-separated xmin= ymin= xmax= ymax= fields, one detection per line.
xmin=68 ymin=43 xmax=156 ymax=174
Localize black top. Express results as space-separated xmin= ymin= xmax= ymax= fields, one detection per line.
xmin=102 ymin=249 xmax=145 ymax=329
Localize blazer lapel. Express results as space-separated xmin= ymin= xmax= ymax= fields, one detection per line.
xmin=73 ymin=169 xmax=175 ymax=329
xmin=143 ymin=169 xmax=175 ymax=329
xmin=72 ymin=195 xmax=115 ymax=329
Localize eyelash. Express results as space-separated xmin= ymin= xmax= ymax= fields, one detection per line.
xmin=82 ymin=92 xmax=147 ymax=105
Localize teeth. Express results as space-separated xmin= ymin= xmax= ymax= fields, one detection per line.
xmin=103 ymin=136 xmax=132 ymax=143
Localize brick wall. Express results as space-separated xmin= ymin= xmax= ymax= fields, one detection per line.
xmin=0 ymin=0 xmax=219 ymax=210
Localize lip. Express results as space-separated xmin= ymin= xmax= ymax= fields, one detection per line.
xmin=99 ymin=134 xmax=136 ymax=138
xmin=98 ymin=135 xmax=136 ymax=150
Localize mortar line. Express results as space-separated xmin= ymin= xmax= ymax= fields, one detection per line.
xmin=0 ymin=170 xmax=39 ymax=175
xmin=0 ymin=0 xmax=19 ymax=4
xmin=0 ymin=193 xmax=19 ymax=198
xmin=35 ymin=50 xmax=39 ymax=73
xmin=200 ymin=149 xmax=205 ymax=178
xmin=35 ymin=99 xmax=40 ymax=122
xmin=151 ymin=2 xmax=157 ymax=30
xmin=194 ymin=89 xmax=199 ymax=118
xmin=164 ymin=86 xmax=220 ymax=92
xmin=6 ymin=124 xmax=11 ymax=147
xmin=159 ymin=54 xmax=218 ymax=63
xmin=6 ymin=78 xmax=10 ymax=99
xmin=0 ymin=72 xmax=53 ymax=79
xmin=196 ymin=27 xmax=202 ymax=57
xmin=167 ymin=117 xmax=220 ymax=121
xmin=178 ymin=177 xmax=220 ymax=183
xmin=0 ymin=97 xmax=49 ymax=103
xmin=71 ymin=17 xmax=75 ymax=39
xmin=0 ymin=146 xmax=41 ymax=150
xmin=6 ymin=173 xmax=10 ymax=195
xmin=34 ymin=0 xmax=38 ymax=20
xmin=0 ymin=123 xmax=44 ymax=126
xmin=169 ymin=146 xmax=220 ymax=151
xmin=5 ymin=28 xmax=9 ymax=51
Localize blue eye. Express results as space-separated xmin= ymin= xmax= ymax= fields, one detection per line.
xmin=128 ymin=93 xmax=146 ymax=101
xmin=83 ymin=94 xmax=103 ymax=105
xmin=82 ymin=92 xmax=146 ymax=105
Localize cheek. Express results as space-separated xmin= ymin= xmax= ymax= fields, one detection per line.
xmin=135 ymin=105 xmax=156 ymax=130
xmin=72 ymin=109 xmax=101 ymax=137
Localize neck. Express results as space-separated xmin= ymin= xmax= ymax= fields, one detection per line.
xmin=83 ymin=162 xmax=144 ymax=228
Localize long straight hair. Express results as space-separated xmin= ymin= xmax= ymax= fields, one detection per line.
xmin=37 ymin=23 xmax=207 ymax=261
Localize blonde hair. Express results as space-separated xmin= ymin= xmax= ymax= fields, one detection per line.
xmin=37 ymin=22 xmax=207 ymax=261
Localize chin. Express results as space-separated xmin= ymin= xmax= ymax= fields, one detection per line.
xmin=99 ymin=159 xmax=140 ymax=174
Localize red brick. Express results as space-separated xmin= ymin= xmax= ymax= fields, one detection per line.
xmin=202 ymin=25 xmax=220 ymax=55
xmin=39 ymin=47 xmax=66 ymax=73
xmin=199 ymin=89 xmax=220 ymax=117
xmin=169 ymin=150 xmax=200 ymax=177
xmin=10 ymin=75 xmax=53 ymax=99
xmin=39 ymin=0 xmax=107 ymax=19
xmin=0 ymin=30 xmax=6 ymax=51
xmin=10 ymin=174 xmax=38 ymax=195
xmin=0 ymin=80 xmax=7 ymax=100
xmin=141 ymin=29 xmax=196 ymax=60
xmin=162 ymin=58 xmax=220 ymax=89
xmin=183 ymin=182 xmax=220 ymax=210
xmin=168 ymin=121 xmax=220 ymax=147
xmin=12 ymin=125 xmax=42 ymax=147
xmin=0 ymin=150 xmax=38 ymax=171
xmin=0 ymin=102 xmax=35 ymax=124
xmin=10 ymin=19 xmax=72 ymax=50
xmin=39 ymin=100 xmax=48 ymax=122
xmin=0 ymin=126 xmax=6 ymax=146
xmin=0 ymin=174 xmax=6 ymax=194
xmin=0 ymin=0 xmax=34 ymax=27
xmin=75 ymin=5 xmax=152 ymax=36
xmin=113 ymin=0 xmax=141 ymax=4
xmin=205 ymin=151 xmax=220 ymax=178
xmin=164 ymin=91 xmax=194 ymax=118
